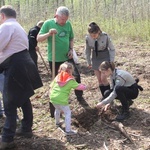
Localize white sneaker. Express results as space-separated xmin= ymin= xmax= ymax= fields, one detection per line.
xmin=65 ymin=130 xmax=77 ymax=136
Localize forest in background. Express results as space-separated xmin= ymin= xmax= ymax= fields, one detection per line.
xmin=0 ymin=0 xmax=150 ymax=43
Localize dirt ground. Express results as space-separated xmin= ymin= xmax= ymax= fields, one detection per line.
xmin=0 ymin=41 xmax=150 ymax=150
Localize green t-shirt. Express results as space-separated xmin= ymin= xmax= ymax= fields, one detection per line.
xmin=50 ymin=79 xmax=79 ymax=105
xmin=39 ymin=19 xmax=74 ymax=62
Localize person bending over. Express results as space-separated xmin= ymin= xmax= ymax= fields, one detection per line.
xmin=97 ymin=61 xmax=143 ymax=121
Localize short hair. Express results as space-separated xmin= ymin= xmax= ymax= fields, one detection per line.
xmin=0 ymin=5 xmax=16 ymax=18
xmin=56 ymin=6 xmax=69 ymax=17
xmin=99 ymin=61 xmax=115 ymax=71
xmin=88 ymin=22 xmax=102 ymax=34
xmin=37 ymin=21 xmax=44 ymax=27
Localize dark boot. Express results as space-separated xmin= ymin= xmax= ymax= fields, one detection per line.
xmin=116 ymin=109 xmax=130 ymax=121
xmin=99 ymin=85 xmax=105 ymax=97
xmin=128 ymin=99 xmax=134 ymax=107
xmin=99 ymin=85 xmax=110 ymax=97
xmin=49 ymin=102 xmax=55 ymax=118
xmin=15 ymin=128 xmax=33 ymax=138
xmin=0 ymin=141 xmax=16 ymax=149
xmin=75 ymin=90 xmax=84 ymax=101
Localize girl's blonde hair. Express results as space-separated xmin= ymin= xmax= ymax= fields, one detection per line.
xmin=58 ymin=62 xmax=74 ymax=73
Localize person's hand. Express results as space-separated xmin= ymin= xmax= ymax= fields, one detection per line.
xmin=88 ymin=65 xmax=92 ymax=69
xmin=96 ymin=102 xmax=104 ymax=109
xmin=97 ymin=102 xmax=110 ymax=112
xmin=68 ymin=50 xmax=73 ymax=59
xmin=35 ymin=46 xmax=39 ymax=51
xmin=103 ymin=103 xmax=110 ymax=111
xmin=49 ymin=28 xmax=57 ymax=36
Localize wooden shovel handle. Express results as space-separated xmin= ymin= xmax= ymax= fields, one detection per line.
xmin=52 ymin=34 xmax=55 ymax=79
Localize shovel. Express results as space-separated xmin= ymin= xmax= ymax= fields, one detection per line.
xmin=49 ymin=33 xmax=56 ymax=118
xmin=52 ymin=33 xmax=55 ymax=79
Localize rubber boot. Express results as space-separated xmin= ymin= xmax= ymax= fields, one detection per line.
xmin=128 ymin=99 xmax=134 ymax=107
xmin=116 ymin=109 xmax=130 ymax=121
xmin=116 ymin=103 xmax=130 ymax=121
xmin=99 ymin=85 xmax=110 ymax=97
xmin=75 ymin=90 xmax=84 ymax=101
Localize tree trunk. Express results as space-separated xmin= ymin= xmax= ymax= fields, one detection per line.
xmin=0 ymin=0 xmax=5 ymax=7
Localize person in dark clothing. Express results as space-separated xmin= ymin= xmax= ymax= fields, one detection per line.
xmin=28 ymin=21 xmax=44 ymax=68
xmin=0 ymin=5 xmax=43 ymax=149
xmin=96 ymin=61 xmax=143 ymax=121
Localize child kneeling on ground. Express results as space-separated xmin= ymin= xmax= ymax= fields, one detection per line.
xmin=49 ymin=62 xmax=86 ymax=135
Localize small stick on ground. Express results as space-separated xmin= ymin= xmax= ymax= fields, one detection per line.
xmin=111 ymin=121 xmax=134 ymax=143
xmin=103 ymin=141 xmax=108 ymax=150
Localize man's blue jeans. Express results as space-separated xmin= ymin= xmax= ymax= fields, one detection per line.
xmin=0 ymin=73 xmax=4 ymax=116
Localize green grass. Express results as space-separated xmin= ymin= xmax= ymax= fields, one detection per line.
xmin=4 ymin=0 xmax=150 ymax=44
xmin=72 ymin=19 xmax=150 ymax=43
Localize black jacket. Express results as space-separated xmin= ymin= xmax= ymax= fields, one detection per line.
xmin=4 ymin=50 xmax=43 ymax=107
xmin=28 ymin=26 xmax=40 ymax=51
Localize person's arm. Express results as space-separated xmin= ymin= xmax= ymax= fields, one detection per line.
xmin=85 ymin=37 xmax=92 ymax=67
xmin=100 ymin=90 xmax=117 ymax=105
xmin=75 ymin=84 xmax=86 ymax=90
xmin=28 ymin=29 xmax=38 ymax=48
xmin=97 ymin=75 xmax=126 ymax=108
xmin=69 ymin=38 xmax=74 ymax=50
xmin=0 ymin=25 xmax=11 ymax=52
xmin=68 ymin=80 xmax=86 ymax=91
xmin=37 ymin=32 xmax=50 ymax=42
xmin=107 ymin=35 xmax=115 ymax=62
xmin=68 ymin=38 xmax=74 ymax=59
xmin=37 ymin=29 xmax=57 ymax=42
xmin=67 ymin=21 xmax=74 ymax=59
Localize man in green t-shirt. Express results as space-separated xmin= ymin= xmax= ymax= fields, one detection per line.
xmin=37 ymin=6 xmax=84 ymax=117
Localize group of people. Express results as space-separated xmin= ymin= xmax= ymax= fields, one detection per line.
xmin=0 ymin=5 xmax=142 ymax=149
xmin=84 ymin=22 xmax=142 ymax=119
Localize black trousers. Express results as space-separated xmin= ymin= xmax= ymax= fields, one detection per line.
xmin=104 ymin=84 xmax=139 ymax=111
xmin=29 ymin=50 xmax=38 ymax=68
xmin=1 ymin=50 xmax=42 ymax=142
xmin=49 ymin=58 xmax=83 ymax=117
